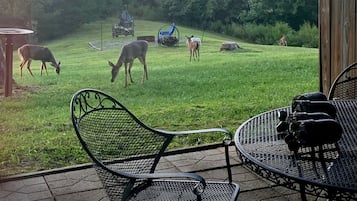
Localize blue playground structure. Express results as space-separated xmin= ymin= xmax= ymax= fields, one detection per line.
xmin=157 ymin=23 xmax=180 ymax=46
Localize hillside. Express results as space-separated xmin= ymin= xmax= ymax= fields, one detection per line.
xmin=0 ymin=19 xmax=319 ymax=176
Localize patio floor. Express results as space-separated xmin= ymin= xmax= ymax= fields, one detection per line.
xmin=0 ymin=145 xmax=326 ymax=201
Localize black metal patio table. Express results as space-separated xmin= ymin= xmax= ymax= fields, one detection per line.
xmin=235 ymin=100 xmax=357 ymax=200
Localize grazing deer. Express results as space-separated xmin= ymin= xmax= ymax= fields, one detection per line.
xmin=279 ymin=35 xmax=288 ymax=46
xmin=108 ymin=40 xmax=149 ymax=87
xmin=186 ymin=35 xmax=200 ymax=62
xmin=17 ymin=44 xmax=61 ymax=77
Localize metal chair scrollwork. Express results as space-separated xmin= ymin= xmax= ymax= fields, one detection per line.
xmin=328 ymin=62 xmax=357 ymax=100
xmin=70 ymin=89 xmax=240 ymax=201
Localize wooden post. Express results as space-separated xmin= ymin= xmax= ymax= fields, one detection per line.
xmin=319 ymin=0 xmax=357 ymax=95
xmin=4 ymin=36 xmax=13 ymax=97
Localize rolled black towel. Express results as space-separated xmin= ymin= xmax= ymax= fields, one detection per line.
xmin=294 ymin=119 xmax=342 ymax=147
xmin=292 ymin=100 xmax=337 ymax=118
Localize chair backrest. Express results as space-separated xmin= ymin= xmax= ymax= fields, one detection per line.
xmin=70 ymin=89 xmax=173 ymax=200
xmin=328 ymin=62 xmax=357 ymax=100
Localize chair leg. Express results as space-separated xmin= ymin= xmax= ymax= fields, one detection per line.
xmin=224 ymin=143 xmax=233 ymax=183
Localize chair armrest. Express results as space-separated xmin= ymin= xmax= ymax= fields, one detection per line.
xmin=155 ymin=127 xmax=233 ymax=144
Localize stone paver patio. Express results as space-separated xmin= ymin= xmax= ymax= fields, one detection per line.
xmin=0 ymin=145 xmax=326 ymax=201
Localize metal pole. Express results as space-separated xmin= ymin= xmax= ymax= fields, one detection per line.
xmin=101 ymin=23 xmax=103 ymax=51
xmin=4 ymin=36 xmax=13 ymax=97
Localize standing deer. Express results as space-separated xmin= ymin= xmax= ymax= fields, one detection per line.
xmin=18 ymin=44 xmax=61 ymax=77
xmin=108 ymin=40 xmax=149 ymax=87
xmin=279 ymin=35 xmax=288 ymax=46
xmin=185 ymin=35 xmax=200 ymax=62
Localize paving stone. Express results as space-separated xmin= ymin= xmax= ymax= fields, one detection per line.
xmin=0 ymin=180 xmax=25 ymax=191
xmin=165 ymin=151 xmax=205 ymax=162
xmin=43 ymin=173 xmax=67 ymax=182
xmin=17 ymin=183 xmax=48 ymax=193
xmin=239 ymin=188 xmax=287 ymax=201
xmin=55 ymin=189 xmax=109 ymax=201
xmin=199 ymin=169 xmax=231 ymax=181
xmin=178 ymin=161 xmax=225 ymax=173
xmin=49 ymin=179 xmax=103 ymax=196
xmin=201 ymin=148 xmax=222 ymax=155
xmin=0 ymin=192 xmax=29 ymax=201
xmin=27 ymin=190 xmax=53 ymax=201
xmin=232 ymin=171 xmax=262 ymax=182
xmin=0 ymin=190 xmax=12 ymax=199
xmin=0 ymin=177 xmax=52 ymax=201
xmin=22 ymin=178 xmax=46 ymax=186
xmin=231 ymin=165 xmax=250 ymax=174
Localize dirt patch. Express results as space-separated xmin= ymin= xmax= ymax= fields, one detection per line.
xmin=0 ymin=84 xmax=42 ymax=98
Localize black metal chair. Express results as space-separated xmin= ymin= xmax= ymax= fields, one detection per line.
xmin=70 ymin=89 xmax=239 ymax=201
xmin=328 ymin=62 xmax=357 ymax=100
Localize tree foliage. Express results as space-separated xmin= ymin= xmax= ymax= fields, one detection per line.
xmin=31 ymin=0 xmax=121 ymax=40
xmin=0 ymin=0 xmax=318 ymax=42
xmin=159 ymin=0 xmax=249 ymax=29
xmin=241 ymin=0 xmax=318 ymax=30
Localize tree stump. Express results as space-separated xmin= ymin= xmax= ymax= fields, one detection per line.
xmin=220 ymin=41 xmax=240 ymax=51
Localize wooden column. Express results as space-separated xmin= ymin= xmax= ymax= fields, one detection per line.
xmin=4 ymin=36 xmax=13 ymax=97
xmin=319 ymin=0 xmax=357 ymax=95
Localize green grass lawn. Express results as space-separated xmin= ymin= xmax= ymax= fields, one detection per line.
xmin=0 ymin=19 xmax=319 ymax=176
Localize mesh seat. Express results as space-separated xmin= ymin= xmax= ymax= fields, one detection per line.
xmin=70 ymin=89 xmax=240 ymax=201
xmin=328 ymin=62 xmax=357 ymax=100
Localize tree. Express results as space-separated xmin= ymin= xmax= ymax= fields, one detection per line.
xmin=31 ymin=0 xmax=122 ymax=41
xmin=241 ymin=0 xmax=317 ymax=30
xmin=0 ymin=0 xmax=33 ymax=26
xmin=0 ymin=0 xmax=318 ymax=42
xmin=160 ymin=0 xmax=249 ymax=29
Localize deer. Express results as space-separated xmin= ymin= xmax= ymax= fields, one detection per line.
xmin=17 ymin=44 xmax=61 ymax=77
xmin=185 ymin=35 xmax=200 ymax=62
xmin=108 ymin=40 xmax=149 ymax=88
xmin=279 ymin=35 xmax=288 ymax=46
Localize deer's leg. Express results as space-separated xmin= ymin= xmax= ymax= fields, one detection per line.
xmin=43 ymin=62 xmax=48 ymax=76
xmin=40 ymin=62 xmax=44 ymax=76
xmin=128 ymin=61 xmax=135 ymax=84
xmin=26 ymin=60 xmax=34 ymax=77
xmin=189 ymin=49 xmax=192 ymax=61
xmin=197 ymin=48 xmax=200 ymax=61
xmin=40 ymin=62 xmax=47 ymax=76
xmin=19 ymin=60 xmax=26 ymax=78
xmin=138 ymin=57 xmax=148 ymax=83
xmin=124 ymin=63 xmax=128 ymax=87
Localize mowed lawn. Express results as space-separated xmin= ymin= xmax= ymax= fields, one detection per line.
xmin=0 ymin=19 xmax=319 ymax=176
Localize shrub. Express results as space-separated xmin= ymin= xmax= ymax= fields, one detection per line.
xmin=270 ymin=22 xmax=294 ymax=45
xmin=228 ymin=21 xmax=317 ymax=48
xmin=295 ymin=22 xmax=319 ymax=48
xmin=210 ymin=21 xmax=225 ymax=33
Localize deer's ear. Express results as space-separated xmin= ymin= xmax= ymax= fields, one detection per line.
xmin=108 ymin=61 xmax=114 ymax=67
